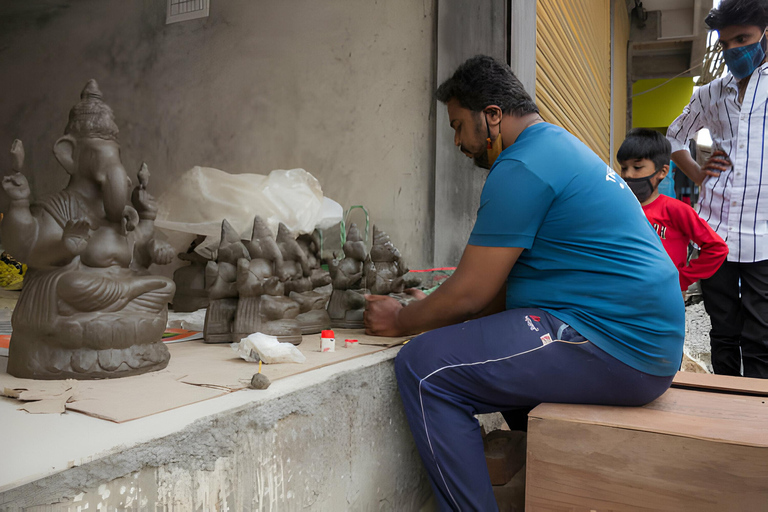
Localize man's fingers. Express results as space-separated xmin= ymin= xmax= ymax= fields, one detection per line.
xmin=404 ymin=288 xmax=428 ymax=300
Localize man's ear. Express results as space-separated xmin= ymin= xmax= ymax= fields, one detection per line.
xmin=483 ymin=105 xmax=503 ymax=128
xmin=53 ymin=135 xmax=78 ymax=175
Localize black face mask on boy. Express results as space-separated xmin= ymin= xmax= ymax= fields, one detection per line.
xmin=624 ymin=170 xmax=659 ymax=203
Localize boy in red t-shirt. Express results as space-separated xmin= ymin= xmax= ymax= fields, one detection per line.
xmin=618 ymin=129 xmax=728 ymax=296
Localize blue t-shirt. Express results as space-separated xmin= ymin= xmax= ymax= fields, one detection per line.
xmin=468 ymin=123 xmax=684 ymax=377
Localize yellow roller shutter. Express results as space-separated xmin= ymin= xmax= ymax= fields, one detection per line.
xmin=536 ymin=0 xmax=611 ymax=162
xmin=612 ymin=0 xmax=630 ymax=167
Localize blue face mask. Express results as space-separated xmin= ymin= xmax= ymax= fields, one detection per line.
xmin=724 ymin=33 xmax=766 ymax=80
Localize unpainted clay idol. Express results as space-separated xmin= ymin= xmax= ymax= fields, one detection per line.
xmin=204 ymin=216 xmax=305 ymax=345
xmin=291 ymin=231 xmax=332 ymax=334
xmin=172 ymin=235 xmax=211 ymax=313
xmin=203 ymin=219 xmax=247 ymax=343
xmin=365 ymin=225 xmax=409 ymax=295
xmin=1 ymin=80 xmax=176 ymax=379
xmin=233 ymin=217 xmax=301 ymax=345
xmin=327 ymin=223 xmax=368 ymax=328
xmin=364 ymin=225 xmax=421 ymax=304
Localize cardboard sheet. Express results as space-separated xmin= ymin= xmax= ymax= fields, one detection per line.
xmin=172 ymin=331 xmax=406 ymax=389
xmin=1 ymin=379 xmax=77 ymax=414
xmin=64 ymin=372 xmax=228 ymax=422
xmin=0 ymin=331 xmax=406 ymax=423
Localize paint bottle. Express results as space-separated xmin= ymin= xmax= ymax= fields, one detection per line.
xmin=321 ymin=330 xmax=335 ymax=352
xmin=344 ymin=339 xmax=358 ymax=348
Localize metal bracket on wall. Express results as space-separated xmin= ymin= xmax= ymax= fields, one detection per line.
xmin=166 ymin=0 xmax=209 ymax=24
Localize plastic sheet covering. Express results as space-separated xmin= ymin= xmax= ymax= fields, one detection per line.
xmin=154 ymin=167 xmax=343 ymax=258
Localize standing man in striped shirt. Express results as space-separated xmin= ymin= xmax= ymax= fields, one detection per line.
xmin=668 ymin=0 xmax=768 ymax=378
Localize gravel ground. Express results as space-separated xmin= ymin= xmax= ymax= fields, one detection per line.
xmin=684 ymin=301 xmax=712 ymax=373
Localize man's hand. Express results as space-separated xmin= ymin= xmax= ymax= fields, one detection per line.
xmin=364 ymin=294 xmax=404 ymax=336
xmin=702 ymin=150 xmax=731 ymax=179
xmin=403 ymin=288 xmax=428 ymax=300
xmin=62 ymin=219 xmax=91 ymax=256
xmin=2 ymin=172 xmax=30 ymax=201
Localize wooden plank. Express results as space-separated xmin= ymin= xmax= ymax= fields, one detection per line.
xmin=530 ymin=388 xmax=768 ymax=447
xmin=526 ymin=417 xmax=768 ymax=511
xmin=672 ymin=371 xmax=768 ymax=397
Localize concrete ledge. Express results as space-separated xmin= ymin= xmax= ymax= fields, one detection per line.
xmin=0 ymin=348 xmax=432 ymax=511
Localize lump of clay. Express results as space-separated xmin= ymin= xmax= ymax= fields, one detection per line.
xmin=1 ymin=80 xmax=176 ymax=379
xmin=250 ymin=372 xmax=271 ymax=389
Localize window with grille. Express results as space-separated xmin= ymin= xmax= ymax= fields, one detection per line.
xmin=166 ymin=0 xmax=209 ymax=24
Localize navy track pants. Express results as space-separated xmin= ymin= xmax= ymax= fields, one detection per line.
xmin=394 ymin=308 xmax=674 ymax=511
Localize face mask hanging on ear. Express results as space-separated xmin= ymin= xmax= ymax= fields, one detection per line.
xmin=474 ymin=114 xmax=503 ymax=170
xmin=485 ymin=129 xmax=503 ymax=167
xmin=724 ymin=32 xmax=766 ymax=80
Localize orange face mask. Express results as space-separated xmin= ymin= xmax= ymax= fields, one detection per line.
xmin=486 ymin=130 xmax=503 ymax=168
xmin=474 ymin=114 xmax=503 ymax=170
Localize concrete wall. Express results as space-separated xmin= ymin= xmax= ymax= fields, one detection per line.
xmin=0 ymin=0 xmax=437 ymax=267
xmin=660 ymin=8 xmax=695 ymax=38
xmin=0 ymin=352 xmax=433 ymax=511
xmin=433 ymin=0 xmax=508 ymax=267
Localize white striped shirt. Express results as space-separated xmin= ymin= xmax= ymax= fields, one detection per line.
xmin=667 ymin=62 xmax=768 ymax=263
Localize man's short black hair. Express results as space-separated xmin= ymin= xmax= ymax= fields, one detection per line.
xmin=435 ymin=55 xmax=539 ymax=116
xmin=705 ymin=0 xmax=768 ymax=31
xmin=617 ymin=128 xmax=671 ymax=172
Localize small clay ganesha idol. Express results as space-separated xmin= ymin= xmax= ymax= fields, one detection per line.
xmin=327 ymin=223 xmax=368 ymax=328
xmin=1 ymin=80 xmax=176 ymax=379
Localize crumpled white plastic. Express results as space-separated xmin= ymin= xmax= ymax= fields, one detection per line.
xmin=231 ymin=332 xmax=306 ymax=364
xmin=155 ymin=166 xmax=343 ymax=259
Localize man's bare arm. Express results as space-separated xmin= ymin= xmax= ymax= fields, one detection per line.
xmin=672 ymin=149 xmax=730 ymax=187
xmin=365 ymin=245 xmax=522 ymax=336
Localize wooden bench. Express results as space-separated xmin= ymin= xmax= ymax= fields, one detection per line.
xmin=525 ymin=373 xmax=768 ymax=511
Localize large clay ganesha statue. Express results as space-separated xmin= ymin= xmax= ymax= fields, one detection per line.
xmin=1 ymin=80 xmax=176 ymax=379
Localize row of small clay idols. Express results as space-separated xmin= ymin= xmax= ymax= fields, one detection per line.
xmin=175 ymin=216 xmax=421 ymax=345
xmin=202 ymin=216 xmax=332 ymax=345
xmin=326 ymin=223 xmax=421 ymax=328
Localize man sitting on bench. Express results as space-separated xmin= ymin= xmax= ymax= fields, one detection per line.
xmin=365 ymin=55 xmax=685 ymax=511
